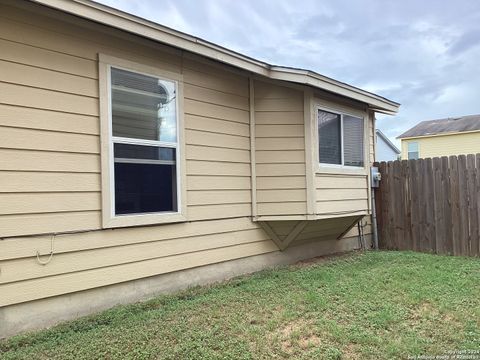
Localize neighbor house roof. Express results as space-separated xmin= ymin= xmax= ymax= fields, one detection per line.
xmin=376 ymin=129 xmax=400 ymax=153
xmin=397 ymin=114 xmax=480 ymax=139
xmin=31 ymin=0 xmax=400 ymax=114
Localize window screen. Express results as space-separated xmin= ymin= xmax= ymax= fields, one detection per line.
xmin=343 ymin=115 xmax=364 ymax=167
xmin=318 ymin=110 xmax=341 ymax=165
xmin=110 ymin=67 xmax=178 ymax=215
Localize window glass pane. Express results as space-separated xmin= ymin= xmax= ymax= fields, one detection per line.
xmin=343 ymin=115 xmax=364 ymax=167
xmin=408 ymin=142 xmax=418 ymax=152
xmin=111 ymin=67 xmax=177 ymax=143
xmin=114 ymin=143 xmax=175 ymax=162
xmin=113 ymin=144 xmax=177 ymax=215
xmin=318 ymin=110 xmax=341 ymax=165
xmin=408 ymin=151 xmax=419 ymax=160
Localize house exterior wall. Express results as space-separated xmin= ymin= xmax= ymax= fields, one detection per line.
xmin=0 ymin=1 xmax=274 ymax=309
xmin=253 ymin=80 xmax=307 ymax=217
xmin=0 ymin=1 xmax=374 ymax=336
xmin=400 ymin=131 xmax=480 ymax=160
xmin=376 ymin=135 xmax=399 ymax=162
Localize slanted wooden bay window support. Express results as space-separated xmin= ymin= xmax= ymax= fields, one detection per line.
xmin=259 ymin=221 xmax=308 ymax=251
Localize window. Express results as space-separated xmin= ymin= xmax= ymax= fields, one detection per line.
xmin=99 ymin=55 xmax=185 ymax=228
xmin=408 ymin=142 xmax=419 ymax=160
xmin=318 ymin=109 xmax=364 ymax=167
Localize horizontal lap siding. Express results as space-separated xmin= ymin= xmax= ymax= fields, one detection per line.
xmin=0 ymin=3 xmax=275 ymax=306
xmin=0 ymin=218 xmax=276 ymax=306
xmin=0 ymin=6 xmax=107 ymax=235
xmin=254 ymin=80 xmax=307 ymax=216
xmin=183 ymin=64 xmax=251 ymax=220
xmin=315 ymin=173 xmax=369 ymax=217
xmin=0 ymin=2 xmax=253 ymax=232
xmin=401 ymin=132 xmax=480 ymax=159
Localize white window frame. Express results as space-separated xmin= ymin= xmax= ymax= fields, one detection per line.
xmin=315 ymin=105 xmax=367 ymax=174
xmin=99 ymin=54 xmax=187 ymax=228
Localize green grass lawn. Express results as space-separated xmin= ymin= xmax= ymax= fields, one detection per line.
xmin=1 ymin=251 xmax=479 ymax=359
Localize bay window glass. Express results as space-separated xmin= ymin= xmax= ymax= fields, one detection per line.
xmin=318 ymin=109 xmax=364 ymax=167
xmin=343 ymin=115 xmax=364 ymax=167
xmin=318 ymin=111 xmax=342 ymax=165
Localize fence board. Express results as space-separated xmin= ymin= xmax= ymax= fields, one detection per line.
xmin=475 ymin=155 xmax=480 ymax=255
xmin=410 ymin=159 xmax=420 ymax=251
xmin=393 ymin=160 xmax=403 ymax=250
xmin=442 ymin=156 xmax=453 ymax=255
xmin=375 ymin=154 xmax=479 ymax=257
xmin=467 ymin=154 xmax=478 ymax=256
xmin=405 ymin=160 xmax=413 ymax=250
xmin=458 ymin=155 xmax=469 ymax=255
xmin=450 ymin=156 xmax=461 ymax=255
xmin=426 ymin=159 xmax=436 ymax=252
xmin=433 ymin=157 xmax=444 ymax=253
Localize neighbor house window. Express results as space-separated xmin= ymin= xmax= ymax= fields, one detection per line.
xmin=408 ymin=142 xmax=419 ymax=160
xmin=318 ymin=109 xmax=364 ymax=167
xmin=99 ymin=55 xmax=185 ymax=228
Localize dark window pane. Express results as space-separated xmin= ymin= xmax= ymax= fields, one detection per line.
xmin=113 ymin=144 xmax=177 ymax=215
xmin=111 ymin=67 xmax=177 ymax=143
xmin=318 ymin=110 xmax=341 ymax=165
xmin=343 ymin=115 xmax=364 ymax=167
xmin=114 ymin=143 xmax=175 ymax=162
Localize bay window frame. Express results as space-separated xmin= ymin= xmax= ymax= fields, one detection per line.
xmin=99 ymin=54 xmax=187 ymax=228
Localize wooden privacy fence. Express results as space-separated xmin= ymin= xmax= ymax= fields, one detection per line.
xmin=374 ymin=154 xmax=480 ymax=256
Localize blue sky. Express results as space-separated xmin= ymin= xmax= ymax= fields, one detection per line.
xmin=97 ymin=0 xmax=480 ymax=145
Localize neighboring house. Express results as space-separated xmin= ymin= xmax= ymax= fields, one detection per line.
xmin=375 ymin=129 xmax=400 ymax=162
xmin=398 ymin=114 xmax=480 ymax=160
xmin=0 ymin=0 xmax=399 ymax=337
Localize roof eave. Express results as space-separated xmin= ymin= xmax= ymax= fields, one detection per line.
xmin=30 ymin=0 xmax=400 ymax=113
xmin=269 ymin=67 xmax=399 ymax=113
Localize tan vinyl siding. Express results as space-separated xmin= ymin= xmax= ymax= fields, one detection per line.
xmin=0 ymin=2 xmax=275 ymax=306
xmin=0 ymin=218 xmax=276 ymax=306
xmin=0 ymin=1 xmax=253 ymax=236
xmin=254 ymin=80 xmax=307 ymax=217
xmin=315 ymin=174 xmax=369 ymax=216
xmin=400 ymin=131 xmax=480 ymax=160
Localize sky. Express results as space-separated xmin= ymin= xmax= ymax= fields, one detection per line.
xmin=97 ymin=0 xmax=480 ymax=145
